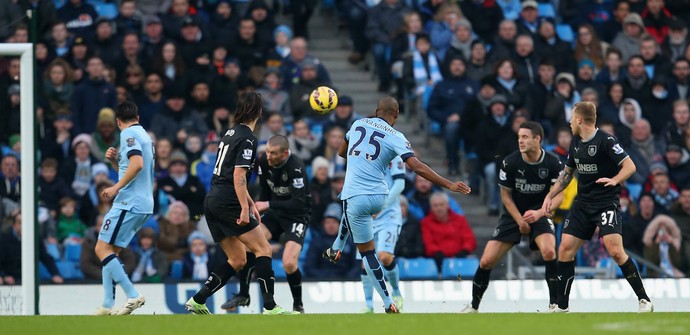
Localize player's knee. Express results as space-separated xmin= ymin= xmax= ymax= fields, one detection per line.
xmin=608 ymin=247 xmax=627 ymax=264
xmin=541 ymin=248 xmax=556 ymax=261
xmin=377 ymin=252 xmax=394 ymax=266
xmin=479 ymin=257 xmax=495 ymax=270
xmin=228 ymin=256 xmax=247 ymax=271
xmin=283 ymin=259 xmax=298 ymax=273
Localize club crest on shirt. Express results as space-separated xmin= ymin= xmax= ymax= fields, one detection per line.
xmin=242 ymin=149 xmax=253 ymax=160
xmin=126 ymin=137 xmax=135 ymax=147
xmin=225 ymin=129 xmax=235 ymax=137
xmin=588 ymin=145 xmax=597 ymax=156
xmin=539 ymin=168 xmax=549 ymax=179
xmin=293 ymin=177 xmax=304 ymax=189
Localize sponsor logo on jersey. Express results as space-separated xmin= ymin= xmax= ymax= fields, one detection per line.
xmin=538 ymin=168 xmax=548 ymax=179
xmin=515 ymin=179 xmax=547 ymax=193
xmin=492 ymin=228 xmax=499 ymax=237
xmin=499 ymin=169 xmax=507 ymax=181
xmin=612 ymin=143 xmax=624 ymax=155
xmin=588 ymin=145 xmax=597 ymax=156
xmin=293 ymin=178 xmax=305 ymax=189
xmin=242 ymin=149 xmax=253 ymax=160
xmin=576 ymin=163 xmax=598 ymax=174
xmin=517 ymin=169 xmax=525 ymax=176
xmin=226 ymin=129 xmax=235 ymax=137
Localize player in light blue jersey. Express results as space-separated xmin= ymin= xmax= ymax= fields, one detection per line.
xmin=359 ymin=155 xmax=406 ymax=313
xmin=323 ymin=97 xmax=471 ymax=313
xmin=94 ymin=101 xmax=154 ymax=315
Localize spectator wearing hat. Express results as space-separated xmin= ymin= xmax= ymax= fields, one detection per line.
xmin=131 ymin=227 xmax=168 ymax=283
xmin=57 ymin=0 xmax=98 ymax=37
xmin=209 ymin=1 xmax=239 ymax=46
xmin=178 ymin=16 xmax=213 ymax=68
xmin=622 ymin=55 xmax=653 ymax=109
xmin=247 ymin=0 xmax=276 ymax=47
xmin=77 ymin=162 xmax=112 ymax=225
xmin=626 ymin=118 xmax=665 ymax=184
xmin=617 ymin=97 xmax=643 ymax=146
xmin=441 ymin=18 xmax=475 ymax=69
xmin=613 ymin=13 xmax=648 ymax=63
xmin=304 ymin=203 xmax=359 ymax=279
xmin=642 ymin=213 xmax=685 ymax=278
xmin=663 ymin=99 xmax=690 ymax=150
xmin=257 ymin=68 xmax=291 ymax=121
xmin=232 ymin=18 xmax=270 ymax=73
xmin=150 ymin=85 xmax=209 ymax=147
xmin=162 ymin=0 xmax=206 ymax=42
xmin=211 ymin=58 xmax=249 ymax=111
xmin=70 ymin=56 xmax=117 ymax=134
xmin=141 ymin=15 xmax=165 ymax=62
xmin=90 ymin=108 xmax=120 ymax=163
xmin=279 ymin=37 xmax=331 ymax=90
xmin=289 ymin=57 xmax=327 ymax=122
xmin=664 ymin=144 xmax=690 ymax=187
xmin=157 ymin=200 xmax=197 ymax=262
xmin=640 ymin=35 xmax=672 ymax=81
xmin=60 ymin=134 xmax=98 ymax=196
xmin=544 ymin=72 xmax=580 ymax=132
xmin=474 ymin=95 xmax=512 ymax=214
xmin=661 ymin=19 xmax=689 ymax=62
xmin=575 ymin=59 xmax=607 ymax=99
xmin=182 ymin=231 xmax=218 ymax=280
xmin=157 ymin=151 xmax=206 ymax=218
xmin=421 ymin=192 xmax=476 ymax=271
xmin=267 ymin=25 xmax=293 ymax=68
xmin=642 ymin=0 xmax=674 ymax=45
xmin=428 ymin=57 xmax=478 ymax=175
xmin=39 ymin=158 xmax=76 ymax=215
xmin=308 ymin=156 xmax=332 ymax=228
xmin=114 ymin=0 xmax=142 ymax=37
xmin=323 ymin=95 xmax=362 ymax=134
xmin=515 ymin=0 xmax=539 ymax=38
xmin=191 ymin=133 xmax=221 ymax=192
xmin=64 ymin=35 xmax=89 ymax=84
xmin=534 ymin=19 xmax=574 ymax=74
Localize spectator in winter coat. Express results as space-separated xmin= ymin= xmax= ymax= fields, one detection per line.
xmin=641 ymin=0 xmax=674 ymax=45
xmin=157 ymin=152 xmax=207 ymax=218
xmin=366 ymin=0 xmax=410 ymax=92
xmin=57 ymin=0 xmax=97 ymax=37
xmin=395 ymin=196 xmax=425 ymax=258
xmin=613 ymin=13 xmax=647 ymax=62
xmin=70 ymin=56 xmax=117 ymax=134
xmin=406 ymin=175 xmax=463 ymax=221
xmin=304 ymin=203 xmax=359 ymax=279
xmin=150 ymin=86 xmax=209 ymax=147
xmin=421 ymin=193 xmax=476 ymax=270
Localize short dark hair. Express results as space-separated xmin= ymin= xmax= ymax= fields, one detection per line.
xmin=59 ymin=196 xmax=77 ymax=208
xmin=539 ymin=58 xmax=556 ymax=68
xmin=115 ymin=101 xmax=139 ymax=122
xmin=519 ymin=121 xmax=544 ymax=141
xmin=606 ymin=47 xmax=622 ymax=59
xmin=41 ymin=158 xmax=58 ymax=170
xmin=234 ymin=92 xmax=263 ymax=125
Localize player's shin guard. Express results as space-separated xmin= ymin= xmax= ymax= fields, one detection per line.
xmin=101 ymin=259 xmax=116 ymax=308
xmin=361 ymin=267 xmax=374 ymax=309
xmin=545 ymin=260 xmax=559 ymax=305
xmin=331 ymin=215 xmax=351 ymax=252
xmin=557 ymin=261 xmax=575 ymax=310
xmin=193 ymin=261 xmax=237 ymax=304
xmin=471 ymin=267 xmax=491 ymax=310
xmin=255 ymin=256 xmax=277 ymax=310
xmin=383 ymin=258 xmax=401 ymax=296
xmin=619 ymin=257 xmax=650 ymax=301
xmin=103 ymin=254 xmax=138 ymax=299
xmin=237 ymin=252 xmax=256 ymax=298
xmin=361 ymin=250 xmax=393 ymax=308
xmin=286 ymin=269 xmax=303 ymax=307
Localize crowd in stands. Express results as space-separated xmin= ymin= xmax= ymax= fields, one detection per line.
xmin=1 ymin=0 xmax=689 ymax=283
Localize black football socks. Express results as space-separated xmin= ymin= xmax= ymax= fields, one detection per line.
xmin=286 ymin=269 xmax=303 ymax=307
xmin=255 ymin=256 xmax=277 ymax=310
xmin=557 ymin=261 xmax=575 ymax=309
xmin=619 ymin=257 xmax=651 ymax=301
xmin=237 ymin=252 xmax=256 ymax=298
xmin=545 ymin=260 xmax=559 ymax=305
xmin=471 ymin=267 xmax=492 ymax=310
xmin=194 ymin=261 xmax=237 ymax=304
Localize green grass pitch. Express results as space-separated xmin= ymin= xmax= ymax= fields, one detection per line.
xmin=2 ymin=313 xmax=689 ymax=335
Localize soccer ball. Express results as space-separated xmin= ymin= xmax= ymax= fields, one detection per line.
xmin=309 ymin=86 xmax=338 ymax=114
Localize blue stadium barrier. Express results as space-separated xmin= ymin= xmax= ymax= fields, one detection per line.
xmin=272 ymin=259 xmax=287 ymax=279
xmin=398 ymin=257 xmax=438 ymax=279
xmin=95 ymin=3 xmax=118 ymax=20
xmin=556 ymin=24 xmax=575 ymax=43
xmin=441 ymin=257 xmax=479 ymax=279
xmin=170 ymin=260 xmax=184 ymax=280
xmin=56 ymin=261 xmax=84 ymax=280
xmin=538 ymin=3 xmax=556 ymax=18
xmin=64 ymin=243 xmax=82 ymax=262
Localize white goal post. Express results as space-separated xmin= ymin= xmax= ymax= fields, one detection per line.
xmin=1 ymin=43 xmax=36 ymax=315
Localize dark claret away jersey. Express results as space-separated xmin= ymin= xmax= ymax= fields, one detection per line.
xmin=498 ymin=149 xmax=562 ymax=212
xmin=566 ymin=129 xmax=629 ymax=203
xmin=208 ymin=124 xmax=258 ymax=204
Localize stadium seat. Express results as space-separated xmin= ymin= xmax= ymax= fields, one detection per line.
xmin=538 ymin=3 xmax=556 ymax=18
xmin=170 ymin=260 xmax=183 ymax=280
xmin=56 ymin=261 xmax=84 ymax=280
xmin=52 ymin=0 xmax=66 ymax=8
xmin=272 ymin=259 xmax=287 ymax=279
xmin=556 ymin=24 xmax=575 ymax=43
xmin=95 ymin=3 xmax=118 ymax=20
xmin=45 ymin=243 xmax=60 ymax=260
xmin=64 ymin=243 xmax=82 ymax=262
xmin=441 ymin=257 xmax=479 ymax=279
xmin=398 ymin=257 xmax=439 ymax=279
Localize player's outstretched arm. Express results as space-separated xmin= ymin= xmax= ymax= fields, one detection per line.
xmin=596 ymin=157 xmax=636 ymax=187
xmin=542 ymin=166 xmax=574 ymax=216
xmin=102 ymin=155 xmax=143 ymax=200
xmin=406 ymin=156 xmax=471 ymax=194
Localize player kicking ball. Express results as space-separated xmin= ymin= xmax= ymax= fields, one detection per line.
xmin=461 ymin=122 xmax=563 ymax=313
xmin=359 ymin=155 xmax=406 ymax=313
xmin=95 ymin=101 xmax=154 ymax=315
xmin=542 ymin=102 xmax=653 ymax=313
xmin=185 ymin=93 xmax=297 ymax=315
xmin=322 ymin=97 xmax=471 ymax=313
xmin=221 ymin=135 xmax=311 ymax=313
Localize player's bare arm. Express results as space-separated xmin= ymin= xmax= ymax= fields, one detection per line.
xmin=102 ymin=155 xmax=143 ymax=200
xmin=338 ymin=139 xmax=349 ymax=159
xmin=596 ymin=157 xmax=636 ymax=187
xmin=406 ymin=156 xmax=471 ymax=194
xmin=233 ymin=167 xmax=254 ymax=226
xmin=500 ymin=187 xmax=530 ymax=234
xmin=541 ymin=166 xmax=574 ymax=216
xmin=105 ymin=147 xmax=119 ymax=170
